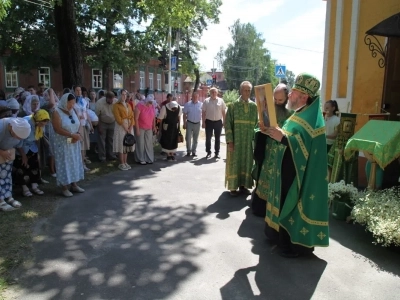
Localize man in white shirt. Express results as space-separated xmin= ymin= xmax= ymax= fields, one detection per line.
xmin=183 ymin=92 xmax=203 ymax=157
xmin=202 ymin=87 xmax=226 ymax=158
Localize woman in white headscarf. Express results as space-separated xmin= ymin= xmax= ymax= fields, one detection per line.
xmin=0 ymin=117 xmax=31 ymax=211
xmin=41 ymin=88 xmax=58 ymax=177
xmin=52 ymin=93 xmax=85 ymax=197
xmin=20 ymin=94 xmax=40 ymax=117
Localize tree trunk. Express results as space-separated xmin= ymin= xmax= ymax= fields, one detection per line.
xmin=193 ymin=66 xmax=200 ymax=92
xmin=54 ymin=0 xmax=83 ymax=88
xmin=102 ymin=19 xmax=114 ymax=91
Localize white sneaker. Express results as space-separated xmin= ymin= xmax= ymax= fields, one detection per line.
xmin=71 ymin=186 xmax=85 ymax=193
xmin=118 ymin=164 xmax=128 ymax=171
xmin=62 ymin=190 xmax=73 ymax=197
xmin=125 ymin=164 xmax=131 ymax=170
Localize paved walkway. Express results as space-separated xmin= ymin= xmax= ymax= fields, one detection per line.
xmin=5 ymin=144 xmax=400 ymax=300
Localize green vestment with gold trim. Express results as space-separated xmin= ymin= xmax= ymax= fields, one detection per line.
xmin=255 ymin=110 xmax=292 ymax=201
xmin=265 ymin=98 xmax=329 ymax=248
xmin=225 ymin=99 xmax=258 ymax=190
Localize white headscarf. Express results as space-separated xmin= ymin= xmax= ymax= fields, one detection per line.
xmin=9 ymin=117 xmax=31 ymax=139
xmin=58 ymin=93 xmax=75 ymax=111
xmin=22 ymin=95 xmax=40 ymax=115
xmin=43 ymin=88 xmax=59 ymax=105
xmin=7 ymin=98 xmax=20 ymax=110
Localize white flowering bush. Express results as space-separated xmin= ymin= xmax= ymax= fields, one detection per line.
xmin=352 ymin=187 xmax=400 ymax=247
xmin=328 ymin=180 xmax=359 ymax=205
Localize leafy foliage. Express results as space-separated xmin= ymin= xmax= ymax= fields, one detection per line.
xmin=223 ymin=89 xmax=239 ymax=105
xmin=222 ymin=20 xmax=278 ymax=91
xmin=0 ymin=0 xmax=59 ymax=73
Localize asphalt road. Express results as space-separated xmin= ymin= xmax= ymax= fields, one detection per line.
xmin=5 ymin=144 xmax=400 ymax=300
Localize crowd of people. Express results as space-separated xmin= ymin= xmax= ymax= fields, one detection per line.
xmin=1 ymin=74 xmax=340 ymax=260
xmin=0 ymin=85 xmax=186 ymax=211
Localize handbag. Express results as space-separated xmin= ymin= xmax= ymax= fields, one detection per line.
xmin=123 ymin=133 xmax=136 ymax=147
xmin=177 ymin=131 xmax=184 ymax=143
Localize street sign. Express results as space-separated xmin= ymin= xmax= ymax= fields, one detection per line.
xmin=206 ymin=79 xmax=212 ymax=86
xmin=275 ymin=65 xmax=286 ymax=78
xmin=171 ymin=56 xmax=177 ymax=71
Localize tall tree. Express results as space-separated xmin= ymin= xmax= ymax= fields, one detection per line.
xmin=0 ymin=0 xmax=58 ymax=73
xmin=284 ymin=69 xmax=296 ymax=88
xmin=54 ymin=0 xmax=84 ymax=87
xmin=0 ymin=0 xmax=10 ymax=20
xmin=178 ymin=0 xmax=222 ymax=92
xmin=223 ymin=20 xmax=278 ymax=90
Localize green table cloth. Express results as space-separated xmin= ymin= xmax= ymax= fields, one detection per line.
xmin=344 ymin=120 xmax=400 ymax=169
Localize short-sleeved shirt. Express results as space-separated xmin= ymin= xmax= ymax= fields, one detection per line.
xmin=183 ymin=101 xmax=202 ymax=123
xmin=137 ymin=102 xmax=155 ymax=130
xmin=202 ymin=97 xmax=226 ymax=121
xmin=95 ymin=97 xmax=117 ymax=123
xmin=0 ymin=118 xmax=27 ymax=150
xmin=325 ymin=115 xmax=340 ymax=145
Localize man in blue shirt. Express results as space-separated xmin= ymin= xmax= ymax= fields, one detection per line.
xmin=183 ymin=92 xmax=203 ymax=157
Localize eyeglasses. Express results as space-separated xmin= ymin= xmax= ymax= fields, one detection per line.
xmin=69 ymin=115 xmax=75 ymax=124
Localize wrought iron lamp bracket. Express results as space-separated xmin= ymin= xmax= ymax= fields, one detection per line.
xmin=364 ymin=34 xmax=387 ymax=68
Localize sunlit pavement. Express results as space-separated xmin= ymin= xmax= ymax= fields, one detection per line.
xmin=6 ymin=144 xmax=400 ymax=300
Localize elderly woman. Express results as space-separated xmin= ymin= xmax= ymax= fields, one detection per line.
xmin=20 ymin=94 xmax=40 ymax=117
xmin=158 ymin=100 xmax=182 ymax=161
xmin=112 ymin=89 xmax=135 ymax=171
xmin=41 ymin=88 xmax=58 ymax=177
xmin=14 ymin=110 xmax=50 ymax=196
xmin=52 ymin=93 xmax=85 ymax=197
xmin=0 ymin=118 xmax=31 ymax=211
xmin=135 ymin=94 xmax=156 ymax=165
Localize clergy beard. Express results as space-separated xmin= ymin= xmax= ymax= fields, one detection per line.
xmin=275 ymin=102 xmax=289 ymax=121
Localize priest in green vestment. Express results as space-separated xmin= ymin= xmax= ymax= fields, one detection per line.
xmin=225 ymin=81 xmax=258 ymax=196
xmin=266 ymin=73 xmax=329 ymax=258
xmin=252 ymin=84 xmax=292 ymax=217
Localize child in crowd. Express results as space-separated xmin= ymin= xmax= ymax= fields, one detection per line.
xmin=324 ymin=100 xmax=340 ymax=153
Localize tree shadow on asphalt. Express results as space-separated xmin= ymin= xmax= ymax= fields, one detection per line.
xmin=8 ymin=167 xmax=208 ymax=300
xmin=220 ymin=208 xmax=327 ymax=299
xmin=206 ymin=192 xmax=251 ymax=220
xmin=328 ymin=217 xmax=400 ymax=277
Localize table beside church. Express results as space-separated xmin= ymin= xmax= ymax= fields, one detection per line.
xmin=344 ymin=120 xmax=400 ymax=190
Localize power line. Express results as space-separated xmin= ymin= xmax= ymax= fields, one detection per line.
xmin=264 ymin=41 xmax=323 ymax=54
xmin=23 ymin=0 xmax=52 ymax=9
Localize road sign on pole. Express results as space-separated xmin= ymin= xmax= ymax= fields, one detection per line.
xmin=171 ymin=56 xmax=177 ymax=71
xmin=275 ymin=65 xmax=286 ymax=78
xmin=206 ymin=79 xmax=212 ymax=86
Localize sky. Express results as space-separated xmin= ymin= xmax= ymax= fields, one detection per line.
xmin=197 ymin=0 xmax=327 ymax=81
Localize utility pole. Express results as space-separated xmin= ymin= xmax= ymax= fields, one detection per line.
xmin=168 ymin=26 xmax=172 ymax=93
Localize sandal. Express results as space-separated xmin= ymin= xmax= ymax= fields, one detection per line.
xmin=84 ymin=158 xmax=92 ymax=164
xmin=32 ymin=187 xmax=44 ymax=195
xmin=23 ymin=189 xmax=33 ymax=197
xmin=5 ymin=198 xmax=22 ymax=208
xmin=0 ymin=200 xmax=16 ymax=212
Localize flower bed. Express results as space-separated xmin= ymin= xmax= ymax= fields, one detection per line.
xmin=352 ymin=187 xmax=400 ymax=247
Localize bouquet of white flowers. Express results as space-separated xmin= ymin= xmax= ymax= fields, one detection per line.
xmin=328 ymin=180 xmax=359 ymax=205
xmin=352 ymin=187 xmax=400 ymax=247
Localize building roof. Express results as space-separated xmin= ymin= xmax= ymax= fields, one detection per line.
xmin=366 ymin=12 xmax=400 ymax=38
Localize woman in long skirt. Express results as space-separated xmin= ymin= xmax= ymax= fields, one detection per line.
xmin=112 ymin=89 xmax=135 ymax=171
